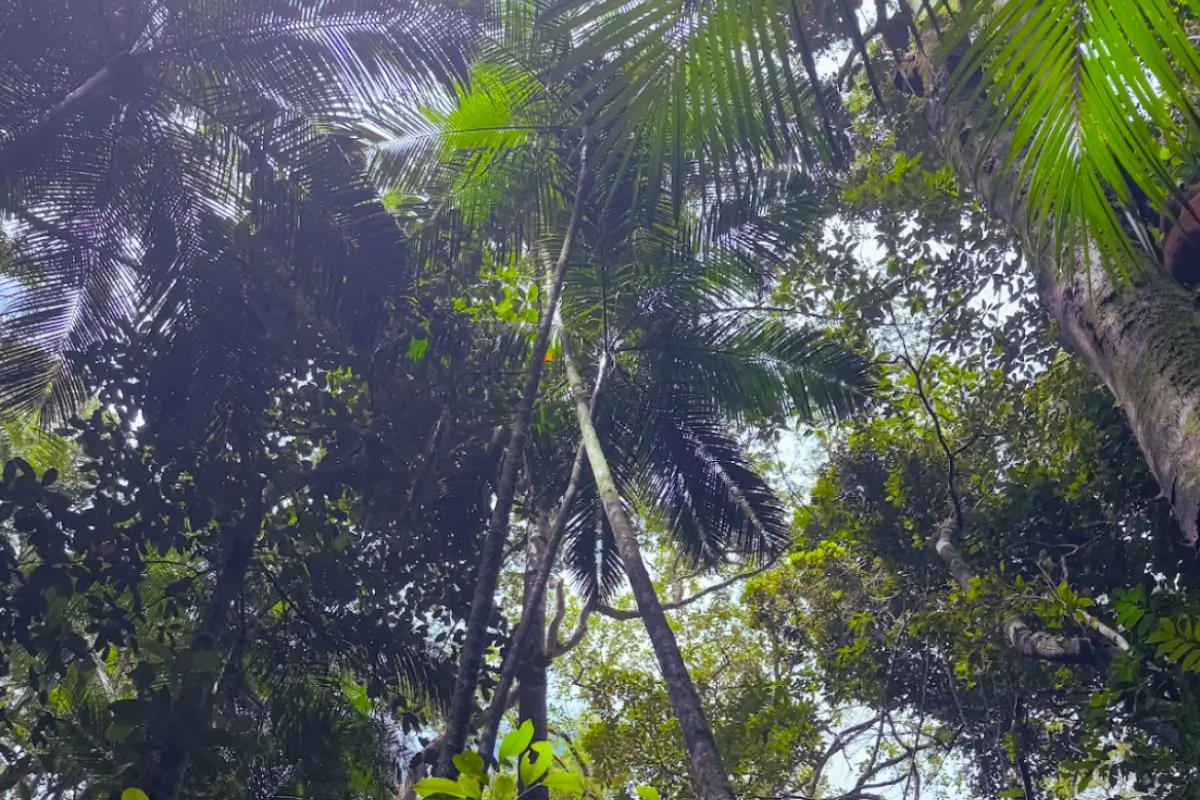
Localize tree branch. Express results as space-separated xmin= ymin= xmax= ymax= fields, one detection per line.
xmin=546 ymin=580 xmax=593 ymax=658
xmin=934 ymin=515 xmax=1114 ymax=666
xmin=596 ymin=558 xmax=777 ymax=620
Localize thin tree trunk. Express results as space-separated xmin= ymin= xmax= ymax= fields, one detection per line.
xmin=476 ymin=442 xmax=586 ymax=761
xmin=554 ymin=312 xmax=736 ymax=800
xmin=436 ymin=164 xmax=592 ymax=777
xmin=476 ymin=347 xmax=608 ymax=763
xmin=518 ymin=510 xmax=552 ymax=800
xmin=915 ymin=43 xmax=1200 ymax=545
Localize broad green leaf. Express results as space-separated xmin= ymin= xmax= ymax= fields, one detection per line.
xmin=453 ymin=751 xmax=485 ymax=779
xmin=458 ymin=775 xmax=482 ymax=799
xmin=542 ymin=770 xmax=585 ymax=796
xmin=414 ymin=777 xmax=468 ymax=798
xmin=636 ymin=786 xmax=660 ymax=800
xmin=493 ymin=774 xmax=517 ymax=800
xmin=520 ymin=741 xmax=553 ymax=786
xmin=498 ymin=719 xmax=534 ymax=762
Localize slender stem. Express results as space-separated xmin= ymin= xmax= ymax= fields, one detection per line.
xmin=554 ymin=304 xmax=735 ymax=800
xmin=436 ymin=159 xmax=592 ymax=777
xmin=477 ymin=348 xmax=609 ymax=764
xmin=595 ymin=557 xmax=777 ymax=619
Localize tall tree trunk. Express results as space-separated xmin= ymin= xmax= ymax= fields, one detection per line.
xmin=915 ymin=48 xmax=1200 ymax=545
xmin=436 ymin=165 xmax=592 ymax=777
xmin=554 ymin=314 xmax=736 ymax=800
xmin=477 ymin=347 xmax=607 ymax=763
xmin=518 ymin=510 xmax=551 ymax=800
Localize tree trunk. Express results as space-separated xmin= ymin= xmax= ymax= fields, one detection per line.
xmin=477 ymin=351 xmax=607 ymax=762
xmin=555 ymin=314 xmax=736 ymax=800
xmin=518 ymin=510 xmax=551 ymax=800
xmin=436 ymin=165 xmax=591 ymax=777
xmin=916 ymin=49 xmax=1200 ymax=545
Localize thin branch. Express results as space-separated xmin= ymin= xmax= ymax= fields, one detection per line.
xmin=897 ymin=351 xmax=963 ymax=527
xmin=595 ymin=558 xmax=777 ymax=620
xmin=807 ymin=714 xmax=882 ymax=795
xmin=934 ymin=515 xmax=1114 ymax=666
xmin=546 ymin=724 xmax=591 ymax=777
xmin=837 ymin=22 xmax=883 ymax=88
xmin=547 ymin=581 xmax=593 ymax=658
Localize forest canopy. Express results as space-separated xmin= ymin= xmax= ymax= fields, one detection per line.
xmin=2 ymin=0 xmax=1200 ymax=798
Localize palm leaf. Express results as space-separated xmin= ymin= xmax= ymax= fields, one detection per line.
xmin=600 ymin=379 xmax=791 ymax=568
xmin=0 ymin=0 xmax=477 ymax=420
xmin=541 ymin=0 xmax=842 ymax=216
xmin=945 ymin=0 xmax=1200 ymax=275
xmin=641 ymin=316 xmax=875 ymax=424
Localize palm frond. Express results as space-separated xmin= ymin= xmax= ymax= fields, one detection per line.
xmin=0 ymin=0 xmax=476 ymax=420
xmin=561 ymin=443 xmax=627 ymax=607
xmin=642 ymin=317 xmax=875 ymax=424
xmin=602 ymin=380 xmax=791 ymax=568
xmin=542 ymin=0 xmax=839 ymax=217
xmin=947 ymin=0 xmax=1200 ymax=275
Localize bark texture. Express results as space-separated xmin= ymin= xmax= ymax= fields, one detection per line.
xmin=915 ymin=44 xmax=1200 ymax=545
xmin=556 ymin=314 xmax=736 ymax=800
xmin=933 ymin=517 xmax=1113 ymax=666
xmin=518 ymin=511 xmax=552 ymax=800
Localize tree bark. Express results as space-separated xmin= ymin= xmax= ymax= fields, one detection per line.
xmin=555 ymin=312 xmax=736 ymax=800
xmin=915 ymin=45 xmax=1200 ymax=545
xmin=476 ymin=329 xmax=610 ymax=763
xmin=436 ymin=164 xmax=592 ymax=777
xmin=518 ymin=510 xmax=551 ymax=800
xmin=933 ymin=517 xmax=1113 ymax=666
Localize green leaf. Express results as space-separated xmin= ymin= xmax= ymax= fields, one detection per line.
xmin=105 ymin=724 xmax=133 ymax=743
xmin=414 ymin=777 xmax=468 ymax=798
xmin=520 ymin=741 xmax=553 ymax=786
xmin=492 ymin=774 xmax=517 ymax=800
xmin=109 ymin=699 xmax=148 ymax=726
xmin=453 ymin=751 xmax=485 ymax=779
xmin=498 ymin=719 xmax=534 ymax=762
xmin=542 ymin=771 xmax=585 ymax=796
xmin=458 ymin=775 xmax=482 ymax=799
xmin=635 ymin=787 xmax=660 ymax=800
